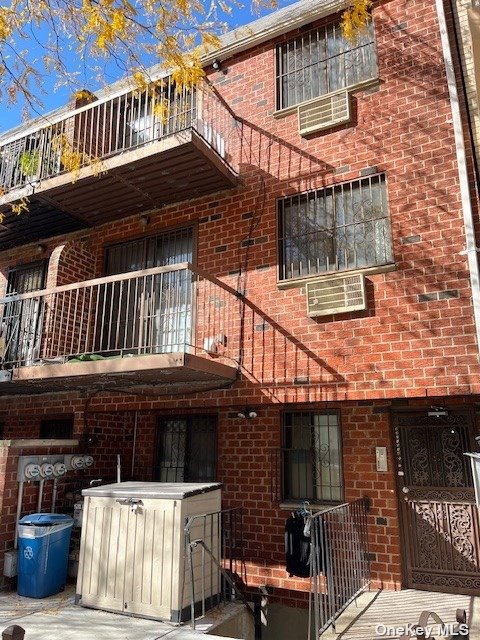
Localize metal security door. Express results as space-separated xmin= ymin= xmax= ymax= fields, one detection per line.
xmin=394 ymin=410 xmax=480 ymax=595
xmin=1 ymin=261 xmax=46 ymax=366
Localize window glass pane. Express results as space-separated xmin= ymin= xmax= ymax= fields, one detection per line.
xmin=282 ymin=412 xmax=343 ymax=502
xmin=276 ymin=17 xmax=377 ymax=109
xmin=278 ymin=174 xmax=392 ymax=280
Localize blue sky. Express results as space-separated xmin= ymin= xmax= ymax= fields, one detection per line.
xmin=0 ymin=0 xmax=295 ymax=134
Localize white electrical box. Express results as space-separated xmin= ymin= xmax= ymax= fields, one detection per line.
xmin=3 ymin=549 xmax=17 ymax=577
xmin=376 ymin=446 xmax=388 ymax=472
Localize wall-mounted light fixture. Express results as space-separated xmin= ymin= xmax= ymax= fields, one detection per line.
xmin=427 ymin=406 xmax=449 ymax=418
xmin=212 ymin=59 xmax=222 ymax=71
xmin=140 ymin=214 xmax=150 ymax=230
xmin=37 ymin=243 xmax=47 ymax=255
xmin=237 ymin=407 xmax=257 ymax=419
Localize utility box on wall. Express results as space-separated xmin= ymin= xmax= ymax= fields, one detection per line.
xmin=76 ymin=481 xmax=222 ymax=622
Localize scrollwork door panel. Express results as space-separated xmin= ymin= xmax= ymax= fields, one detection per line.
xmin=394 ymin=410 xmax=480 ymax=595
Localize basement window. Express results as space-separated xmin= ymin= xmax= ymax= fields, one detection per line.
xmin=40 ymin=417 xmax=74 ymax=440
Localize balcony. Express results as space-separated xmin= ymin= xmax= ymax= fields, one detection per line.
xmin=0 ymin=263 xmax=240 ymax=394
xmin=0 ymin=81 xmax=238 ymax=250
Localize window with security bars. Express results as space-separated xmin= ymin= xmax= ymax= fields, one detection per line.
xmin=282 ymin=411 xmax=343 ymax=502
xmin=278 ymin=174 xmax=392 ymax=281
xmin=276 ymin=17 xmax=377 ymax=110
xmin=154 ymin=416 xmax=217 ymax=483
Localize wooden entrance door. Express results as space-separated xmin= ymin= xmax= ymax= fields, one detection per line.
xmin=393 ymin=409 xmax=480 ymax=595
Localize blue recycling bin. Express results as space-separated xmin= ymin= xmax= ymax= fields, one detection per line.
xmin=17 ymin=513 xmax=73 ymax=598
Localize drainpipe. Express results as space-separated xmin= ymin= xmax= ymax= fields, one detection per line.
xmin=435 ymin=0 xmax=480 ymax=358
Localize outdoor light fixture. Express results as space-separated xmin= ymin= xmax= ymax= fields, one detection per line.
xmin=139 ymin=214 xmax=150 ymax=230
xmin=212 ymin=58 xmax=222 ymax=71
xmin=427 ymin=406 xmax=449 ymax=418
xmin=237 ymin=407 xmax=257 ymax=419
xmin=36 ymin=243 xmax=46 ymax=254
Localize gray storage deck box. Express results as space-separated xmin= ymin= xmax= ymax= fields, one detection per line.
xmin=76 ymin=481 xmax=222 ymax=621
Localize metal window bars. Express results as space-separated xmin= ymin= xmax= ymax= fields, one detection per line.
xmin=276 ymin=19 xmax=377 ymax=110
xmin=278 ymin=173 xmax=393 ymax=281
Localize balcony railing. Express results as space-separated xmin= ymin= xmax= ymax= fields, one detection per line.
xmin=0 ymin=262 xmax=241 ymax=371
xmin=0 ymin=79 xmax=235 ymax=195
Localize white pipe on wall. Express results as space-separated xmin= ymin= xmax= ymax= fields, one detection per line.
xmin=37 ymin=479 xmax=44 ymax=513
xmin=131 ymin=411 xmax=138 ymax=478
xmin=14 ymin=481 xmax=24 ymax=550
xmin=435 ymin=0 xmax=480 ymax=357
xmin=52 ymin=478 xmax=59 ymax=513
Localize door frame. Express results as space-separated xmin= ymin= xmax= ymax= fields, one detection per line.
xmin=391 ymin=406 xmax=480 ymax=594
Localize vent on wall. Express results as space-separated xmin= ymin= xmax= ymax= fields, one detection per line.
xmin=306 ymin=273 xmax=366 ymax=317
xmin=298 ymin=90 xmax=350 ymax=136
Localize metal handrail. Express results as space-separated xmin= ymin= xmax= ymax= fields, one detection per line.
xmin=0 ymin=79 xmax=236 ymax=195
xmin=184 ymin=507 xmax=247 ymax=626
xmin=308 ymin=497 xmax=371 ymax=638
xmin=0 ymin=263 xmax=242 ymax=368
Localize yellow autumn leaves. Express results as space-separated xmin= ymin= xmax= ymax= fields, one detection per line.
xmin=341 ymin=0 xmax=372 ymax=41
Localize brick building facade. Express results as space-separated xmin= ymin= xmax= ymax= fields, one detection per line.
xmin=0 ymin=0 xmax=479 ymax=627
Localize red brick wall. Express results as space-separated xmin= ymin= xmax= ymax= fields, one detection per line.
xmin=0 ymin=0 xmax=479 ymax=605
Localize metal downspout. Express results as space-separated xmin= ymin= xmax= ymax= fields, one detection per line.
xmin=435 ymin=0 xmax=480 ymax=358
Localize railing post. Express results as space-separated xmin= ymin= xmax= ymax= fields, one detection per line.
xmin=2 ymin=626 xmax=25 ymax=640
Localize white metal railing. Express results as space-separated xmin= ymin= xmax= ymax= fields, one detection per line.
xmin=0 ymin=80 xmax=236 ymax=194
xmin=0 ymin=262 xmax=242 ymax=370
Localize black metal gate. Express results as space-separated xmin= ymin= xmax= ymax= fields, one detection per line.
xmin=393 ymin=409 xmax=480 ymax=595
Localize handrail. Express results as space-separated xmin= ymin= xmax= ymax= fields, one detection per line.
xmin=308 ymin=497 xmax=371 ymax=639
xmin=0 ymin=79 xmax=236 ymax=195
xmin=0 ymin=262 xmax=242 ymax=369
xmin=0 ymin=262 xmax=192 ymax=304
xmin=0 ymin=73 xmax=178 ymax=148
xmin=184 ymin=508 xmax=247 ymax=627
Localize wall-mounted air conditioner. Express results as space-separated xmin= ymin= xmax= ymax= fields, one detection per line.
xmin=298 ymin=90 xmax=350 ymax=136
xmin=306 ymin=273 xmax=366 ymax=317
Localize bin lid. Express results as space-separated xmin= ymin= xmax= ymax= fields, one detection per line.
xmin=82 ymin=481 xmax=222 ymax=500
xmin=19 ymin=513 xmax=74 ymax=526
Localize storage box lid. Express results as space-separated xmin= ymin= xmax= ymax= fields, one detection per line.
xmin=82 ymin=481 xmax=222 ymax=499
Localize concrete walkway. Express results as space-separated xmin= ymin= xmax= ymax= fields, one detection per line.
xmin=321 ymin=588 xmax=479 ymax=639
xmin=0 ymin=587 xmax=246 ymax=640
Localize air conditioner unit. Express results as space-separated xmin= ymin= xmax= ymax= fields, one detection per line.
xmin=306 ymin=273 xmax=366 ymax=317
xmin=298 ymin=90 xmax=350 ymax=136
